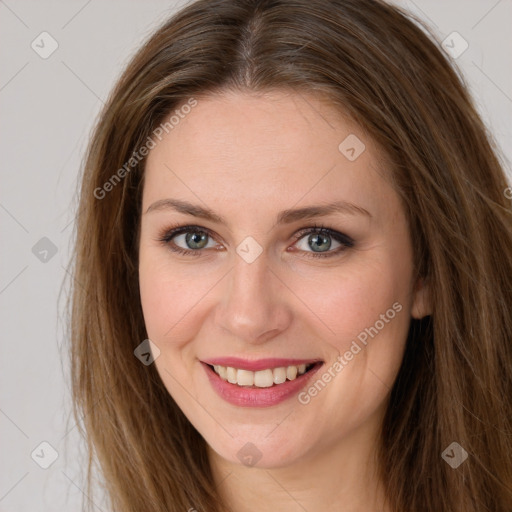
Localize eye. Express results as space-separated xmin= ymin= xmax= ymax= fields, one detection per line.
xmin=291 ymin=224 xmax=354 ymax=258
xmin=156 ymin=223 xmax=354 ymax=259
xmin=157 ymin=224 xmax=219 ymax=257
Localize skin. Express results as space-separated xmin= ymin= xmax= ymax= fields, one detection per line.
xmin=138 ymin=89 xmax=430 ymax=512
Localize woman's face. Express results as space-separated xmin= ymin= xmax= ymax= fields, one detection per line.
xmin=139 ymin=90 xmax=428 ymax=469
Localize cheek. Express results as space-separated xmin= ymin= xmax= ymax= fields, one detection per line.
xmin=138 ymin=257 xmax=210 ymax=395
xmin=292 ymin=255 xmax=412 ymax=436
xmin=139 ymin=261 xmax=196 ymax=341
xmin=138 ymin=249 xmax=225 ymax=350
xmin=295 ymin=255 xmax=412 ymax=351
xmin=139 ymin=259 xmax=171 ymax=340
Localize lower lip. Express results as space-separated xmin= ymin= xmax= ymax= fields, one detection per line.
xmin=201 ymin=362 xmax=323 ymax=407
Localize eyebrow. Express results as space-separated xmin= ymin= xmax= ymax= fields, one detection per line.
xmin=144 ymin=198 xmax=371 ymax=225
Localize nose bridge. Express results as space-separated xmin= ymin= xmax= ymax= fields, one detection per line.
xmin=215 ymin=251 xmax=291 ymax=343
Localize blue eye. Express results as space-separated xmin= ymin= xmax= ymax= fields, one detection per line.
xmin=157 ymin=223 xmax=354 ymax=259
xmin=291 ymin=225 xmax=354 ymax=258
xmin=157 ymin=225 xmax=217 ymax=257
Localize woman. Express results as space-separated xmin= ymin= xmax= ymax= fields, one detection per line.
xmin=69 ymin=0 xmax=512 ymax=510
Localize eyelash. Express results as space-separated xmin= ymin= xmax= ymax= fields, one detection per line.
xmin=156 ymin=223 xmax=354 ymax=259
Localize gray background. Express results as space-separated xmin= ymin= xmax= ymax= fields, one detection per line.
xmin=1 ymin=1 xmax=511 ymax=511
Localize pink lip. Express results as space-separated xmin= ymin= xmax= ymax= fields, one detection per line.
xmin=201 ymin=361 xmax=324 ymax=408
xmin=201 ymin=357 xmax=322 ymax=371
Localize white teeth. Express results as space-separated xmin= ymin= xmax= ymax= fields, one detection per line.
xmin=286 ymin=366 xmax=298 ymax=381
xmin=254 ymin=369 xmax=274 ymax=388
xmin=217 ymin=365 xmax=227 ymax=380
xmin=236 ymin=369 xmax=254 ymax=386
xmin=226 ymin=366 xmax=237 ymax=384
xmin=273 ymin=367 xmax=287 ymax=384
xmin=211 ymin=363 xmax=313 ymax=387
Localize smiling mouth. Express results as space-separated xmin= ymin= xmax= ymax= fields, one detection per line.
xmin=206 ymin=362 xmax=321 ymax=388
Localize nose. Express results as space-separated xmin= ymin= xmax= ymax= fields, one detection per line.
xmin=214 ymin=252 xmax=293 ymax=345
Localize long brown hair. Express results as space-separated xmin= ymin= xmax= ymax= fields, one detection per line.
xmin=68 ymin=0 xmax=512 ymax=510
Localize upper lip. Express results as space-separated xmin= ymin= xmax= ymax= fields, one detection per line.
xmin=201 ymin=357 xmax=323 ymax=371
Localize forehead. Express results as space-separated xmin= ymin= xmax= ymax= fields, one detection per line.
xmin=142 ymin=90 xmax=395 ymax=223
xmin=151 ymin=90 xmax=363 ymax=159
